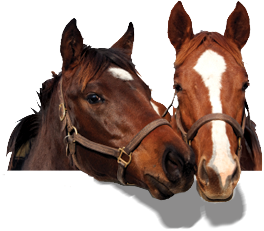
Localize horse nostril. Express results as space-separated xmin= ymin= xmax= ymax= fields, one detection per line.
xmin=198 ymin=159 xmax=209 ymax=186
xmin=163 ymin=147 xmax=183 ymax=182
xmin=231 ymin=162 xmax=240 ymax=185
xmin=167 ymin=158 xmax=178 ymax=173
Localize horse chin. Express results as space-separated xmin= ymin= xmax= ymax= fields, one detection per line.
xmin=196 ymin=182 xmax=233 ymax=202
xmin=145 ymin=175 xmax=174 ymax=200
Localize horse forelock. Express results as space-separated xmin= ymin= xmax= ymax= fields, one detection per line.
xmin=175 ymin=32 xmax=243 ymax=69
xmin=77 ymin=46 xmax=138 ymax=91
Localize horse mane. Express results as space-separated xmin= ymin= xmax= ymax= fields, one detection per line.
xmin=6 ymin=73 xmax=61 ymax=171
xmin=7 ymin=112 xmax=40 ymax=169
xmin=39 ymin=72 xmax=61 ymax=111
xmin=175 ymin=31 xmax=244 ymax=68
xmin=7 ymin=45 xmax=138 ymax=170
xmin=241 ymin=105 xmax=263 ymax=171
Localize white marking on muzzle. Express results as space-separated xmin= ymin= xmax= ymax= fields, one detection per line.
xmin=193 ymin=49 xmax=236 ymax=187
xmin=108 ymin=67 xmax=134 ymax=81
xmin=151 ymin=101 xmax=160 ymax=115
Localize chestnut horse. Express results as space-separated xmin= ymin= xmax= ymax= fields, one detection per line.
xmin=166 ymin=1 xmax=262 ymax=202
xmin=7 ymin=19 xmax=195 ymax=200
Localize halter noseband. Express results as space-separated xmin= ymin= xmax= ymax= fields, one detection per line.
xmin=58 ymin=78 xmax=171 ymax=185
xmin=162 ymin=92 xmax=247 ymax=158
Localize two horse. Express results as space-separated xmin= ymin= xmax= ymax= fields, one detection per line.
xmin=7 ymin=1 xmax=261 ymax=202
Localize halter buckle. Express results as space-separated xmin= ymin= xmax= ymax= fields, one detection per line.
xmin=59 ymin=103 xmax=66 ymax=121
xmin=68 ymin=126 xmax=78 ymax=136
xmin=117 ymin=147 xmax=132 ymax=168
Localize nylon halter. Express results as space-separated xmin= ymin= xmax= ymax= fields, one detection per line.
xmin=58 ymin=78 xmax=171 ymax=185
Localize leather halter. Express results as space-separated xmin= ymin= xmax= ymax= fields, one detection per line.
xmin=58 ymin=78 xmax=171 ymax=185
xmin=162 ymin=91 xmax=247 ymax=157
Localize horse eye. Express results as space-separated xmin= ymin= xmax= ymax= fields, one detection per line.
xmin=242 ymin=81 xmax=249 ymax=91
xmin=87 ymin=94 xmax=103 ymax=104
xmin=174 ymin=84 xmax=182 ymax=92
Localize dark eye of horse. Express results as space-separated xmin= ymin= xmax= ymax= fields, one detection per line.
xmin=87 ymin=94 xmax=103 ymax=104
xmin=174 ymin=84 xmax=182 ymax=92
xmin=242 ymin=81 xmax=250 ymax=91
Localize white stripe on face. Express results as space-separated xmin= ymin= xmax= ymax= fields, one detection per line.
xmin=151 ymin=101 xmax=160 ymax=115
xmin=108 ymin=67 xmax=134 ymax=81
xmin=193 ymin=49 xmax=236 ymax=187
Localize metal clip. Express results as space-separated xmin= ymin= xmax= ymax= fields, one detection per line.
xmin=64 ymin=135 xmax=70 ymax=156
xmin=117 ymin=147 xmax=132 ymax=168
xmin=65 ymin=143 xmax=69 ymax=156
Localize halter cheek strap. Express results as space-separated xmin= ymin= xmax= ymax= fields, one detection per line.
xmin=58 ymin=78 xmax=171 ymax=185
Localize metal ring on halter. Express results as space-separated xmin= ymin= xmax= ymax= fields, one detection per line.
xmin=68 ymin=126 xmax=78 ymax=136
xmin=66 ymin=126 xmax=78 ymax=144
xmin=63 ymin=135 xmax=70 ymax=156
xmin=64 ymin=135 xmax=70 ymax=144
xmin=59 ymin=103 xmax=66 ymax=121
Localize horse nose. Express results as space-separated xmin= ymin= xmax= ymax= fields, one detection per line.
xmin=162 ymin=146 xmax=185 ymax=182
xmin=198 ymin=157 xmax=240 ymax=188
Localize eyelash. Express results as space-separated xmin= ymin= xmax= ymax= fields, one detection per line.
xmin=174 ymin=83 xmax=182 ymax=92
xmin=242 ymin=81 xmax=250 ymax=91
xmin=86 ymin=93 xmax=104 ymax=104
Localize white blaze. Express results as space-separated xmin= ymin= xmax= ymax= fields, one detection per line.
xmin=193 ymin=49 xmax=236 ymax=187
xmin=108 ymin=67 xmax=133 ymax=81
xmin=151 ymin=101 xmax=160 ymax=115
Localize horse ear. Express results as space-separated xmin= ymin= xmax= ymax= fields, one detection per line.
xmin=168 ymin=1 xmax=194 ymax=53
xmin=111 ymin=22 xmax=134 ymax=59
xmin=60 ymin=18 xmax=83 ymax=72
xmin=224 ymin=2 xmax=250 ymax=50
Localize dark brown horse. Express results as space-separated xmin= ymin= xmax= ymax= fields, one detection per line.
xmin=7 ymin=19 xmax=195 ymax=200
xmin=166 ymin=1 xmax=262 ymax=202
